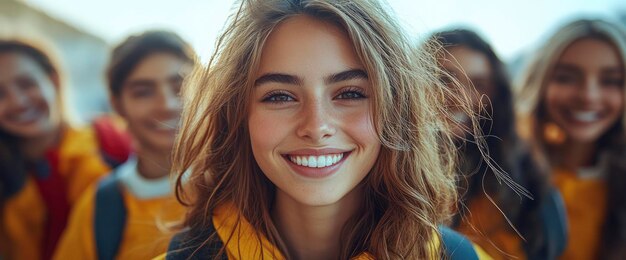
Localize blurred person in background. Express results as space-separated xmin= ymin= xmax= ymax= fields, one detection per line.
xmin=0 ymin=38 xmax=120 ymax=260
xmin=53 ymin=30 xmax=195 ymax=260
xmin=431 ymin=29 xmax=567 ymax=260
xmin=517 ymin=19 xmax=626 ymax=260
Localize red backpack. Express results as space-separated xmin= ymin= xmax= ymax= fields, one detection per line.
xmin=92 ymin=115 xmax=132 ymax=168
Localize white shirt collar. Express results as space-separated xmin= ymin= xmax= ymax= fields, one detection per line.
xmin=576 ymin=153 xmax=609 ymax=180
xmin=116 ymin=156 xmax=173 ymax=199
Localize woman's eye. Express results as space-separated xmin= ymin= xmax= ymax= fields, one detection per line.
xmin=552 ymin=72 xmax=580 ymax=85
xmin=261 ymin=91 xmax=295 ymax=103
xmin=600 ymin=76 xmax=624 ymax=88
xmin=335 ymin=88 xmax=367 ymax=100
xmin=131 ymin=86 xmax=155 ymax=98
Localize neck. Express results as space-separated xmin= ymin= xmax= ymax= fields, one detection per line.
xmin=552 ymin=140 xmax=597 ymax=170
xmin=272 ymin=186 xmax=363 ymax=260
xmin=135 ymin=145 xmax=172 ymax=179
xmin=20 ymin=125 xmax=62 ymax=161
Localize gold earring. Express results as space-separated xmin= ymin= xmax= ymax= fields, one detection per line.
xmin=543 ymin=122 xmax=566 ymax=145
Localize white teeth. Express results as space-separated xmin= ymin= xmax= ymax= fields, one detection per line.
xmin=289 ymin=153 xmax=344 ymax=168
xmin=308 ymin=156 xmax=317 ymax=167
xmin=12 ymin=109 xmax=40 ymax=123
xmin=572 ymin=111 xmax=599 ymax=122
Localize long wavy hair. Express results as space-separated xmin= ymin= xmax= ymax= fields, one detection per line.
xmin=431 ymin=29 xmax=548 ymax=256
xmin=516 ymin=19 xmax=626 ymax=260
xmin=172 ymin=0 xmax=495 ymax=258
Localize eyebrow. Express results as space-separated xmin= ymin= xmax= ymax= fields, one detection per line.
xmin=324 ymin=69 xmax=368 ymax=85
xmin=254 ymin=69 xmax=368 ymax=87
xmin=553 ymin=64 xmax=582 ymax=74
xmin=254 ymin=73 xmax=302 ymax=86
xmin=601 ymin=67 xmax=624 ymax=75
xmin=126 ymin=79 xmax=157 ymax=88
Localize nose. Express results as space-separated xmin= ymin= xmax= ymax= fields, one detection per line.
xmin=296 ymin=98 xmax=336 ymax=141
xmin=578 ymin=77 xmax=601 ymax=104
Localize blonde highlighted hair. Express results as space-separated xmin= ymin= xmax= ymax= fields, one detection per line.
xmin=516 ymin=19 xmax=626 ymax=259
xmin=172 ymin=0 xmax=489 ymax=258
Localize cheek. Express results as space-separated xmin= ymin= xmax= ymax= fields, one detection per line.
xmin=121 ymin=99 xmax=152 ymax=127
xmin=342 ymin=107 xmax=379 ymax=148
xmin=606 ymin=89 xmax=624 ymax=113
xmin=248 ymin=107 xmax=291 ymax=154
xmin=544 ymin=84 xmax=568 ymax=112
xmin=36 ymin=81 xmax=58 ymax=111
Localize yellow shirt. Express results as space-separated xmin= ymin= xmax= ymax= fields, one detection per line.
xmin=157 ymin=202 xmax=492 ymax=259
xmin=456 ymin=195 xmax=525 ymax=260
xmin=53 ymin=168 xmax=184 ymax=260
xmin=553 ymin=168 xmax=607 ymax=260
xmin=2 ymin=127 xmax=110 ymax=260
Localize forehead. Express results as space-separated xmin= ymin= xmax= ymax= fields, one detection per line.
xmin=125 ymin=52 xmax=189 ymax=81
xmin=443 ymin=46 xmax=491 ymax=77
xmin=0 ymin=52 xmax=47 ymax=80
xmin=256 ymin=15 xmax=363 ymax=78
xmin=557 ymin=38 xmax=623 ymax=71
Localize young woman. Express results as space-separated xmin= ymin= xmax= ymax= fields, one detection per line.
xmin=53 ymin=31 xmax=195 ymax=260
xmin=431 ymin=29 xmax=566 ymax=259
xmin=0 ymin=39 xmax=114 ymax=260
xmin=159 ymin=1 xmax=496 ymax=259
xmin=517 ymin=19 xmax=626 ymax=260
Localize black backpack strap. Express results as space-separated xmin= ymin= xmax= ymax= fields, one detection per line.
xmin=439 ymin=225 xmax=480 ymax=260
xmin=166 ymin=223 xmax=226 ymax=260
xmin=94 ymin=174 xmax=127 ymax=260
xmin=540 ymin=187 xmax=568 ymax=259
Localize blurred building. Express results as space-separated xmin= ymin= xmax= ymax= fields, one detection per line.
xmin=0 ymin=0 xmax=110 ymax=123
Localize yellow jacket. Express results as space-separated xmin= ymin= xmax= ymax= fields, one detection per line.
xmin=53 ymin=158 xmax=184 ymax=260
xmin=158 ymin=202 xmax=492 ymax=259
xmin=1 ymin=127 xmax=110 ymax=260
xmin=553 ymin=168 xmax=607 ymax=260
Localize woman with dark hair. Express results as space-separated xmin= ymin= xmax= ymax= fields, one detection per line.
xmin=0 ymin=39 xmax=111 ymax=259
xmin=53 ymin=30 xmax=195 ymax=260
xmin=431 ymin=29 xmax=566 ymax=259
xmin=517 ymin=19 xmax=626 ymax=260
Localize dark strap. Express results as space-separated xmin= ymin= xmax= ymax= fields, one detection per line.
xmin=166 ymin=224 xmax=226 ymax=260
xmin=540 ymin=187 xmax=568 ymax=259
xmin=439 ymin=225 xmax=480 ymax=260
xmin=95 ymin=174 xmax=127 ymax=260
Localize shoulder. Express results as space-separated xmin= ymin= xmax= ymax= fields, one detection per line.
xmin=439 ymin=226 xmax=492 ymax=260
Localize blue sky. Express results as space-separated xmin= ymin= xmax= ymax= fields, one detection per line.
xmin=26 ymin=0 xmax=626 ymax=61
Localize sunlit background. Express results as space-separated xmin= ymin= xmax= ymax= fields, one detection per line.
xmin=1 ymin=0 xmax=625 ymax=121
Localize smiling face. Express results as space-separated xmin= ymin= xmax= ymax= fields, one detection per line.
xmin=113 ymin=52 xmax=189 ymax=153
xmin=248 ymin=15 xmax=381 ymax=207
xmin=544 ymin=38 xmax=624 ymax=145
xmin=0 ymin=52 xmax=60 ymax=138
xmin=441 ymin=46 xmax=496 ymax=137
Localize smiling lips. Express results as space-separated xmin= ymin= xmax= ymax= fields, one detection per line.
xmin=9 ymin=107 xmax=42 ymax=124
xmin=283 ymin=149 xmax=351 ymax=178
